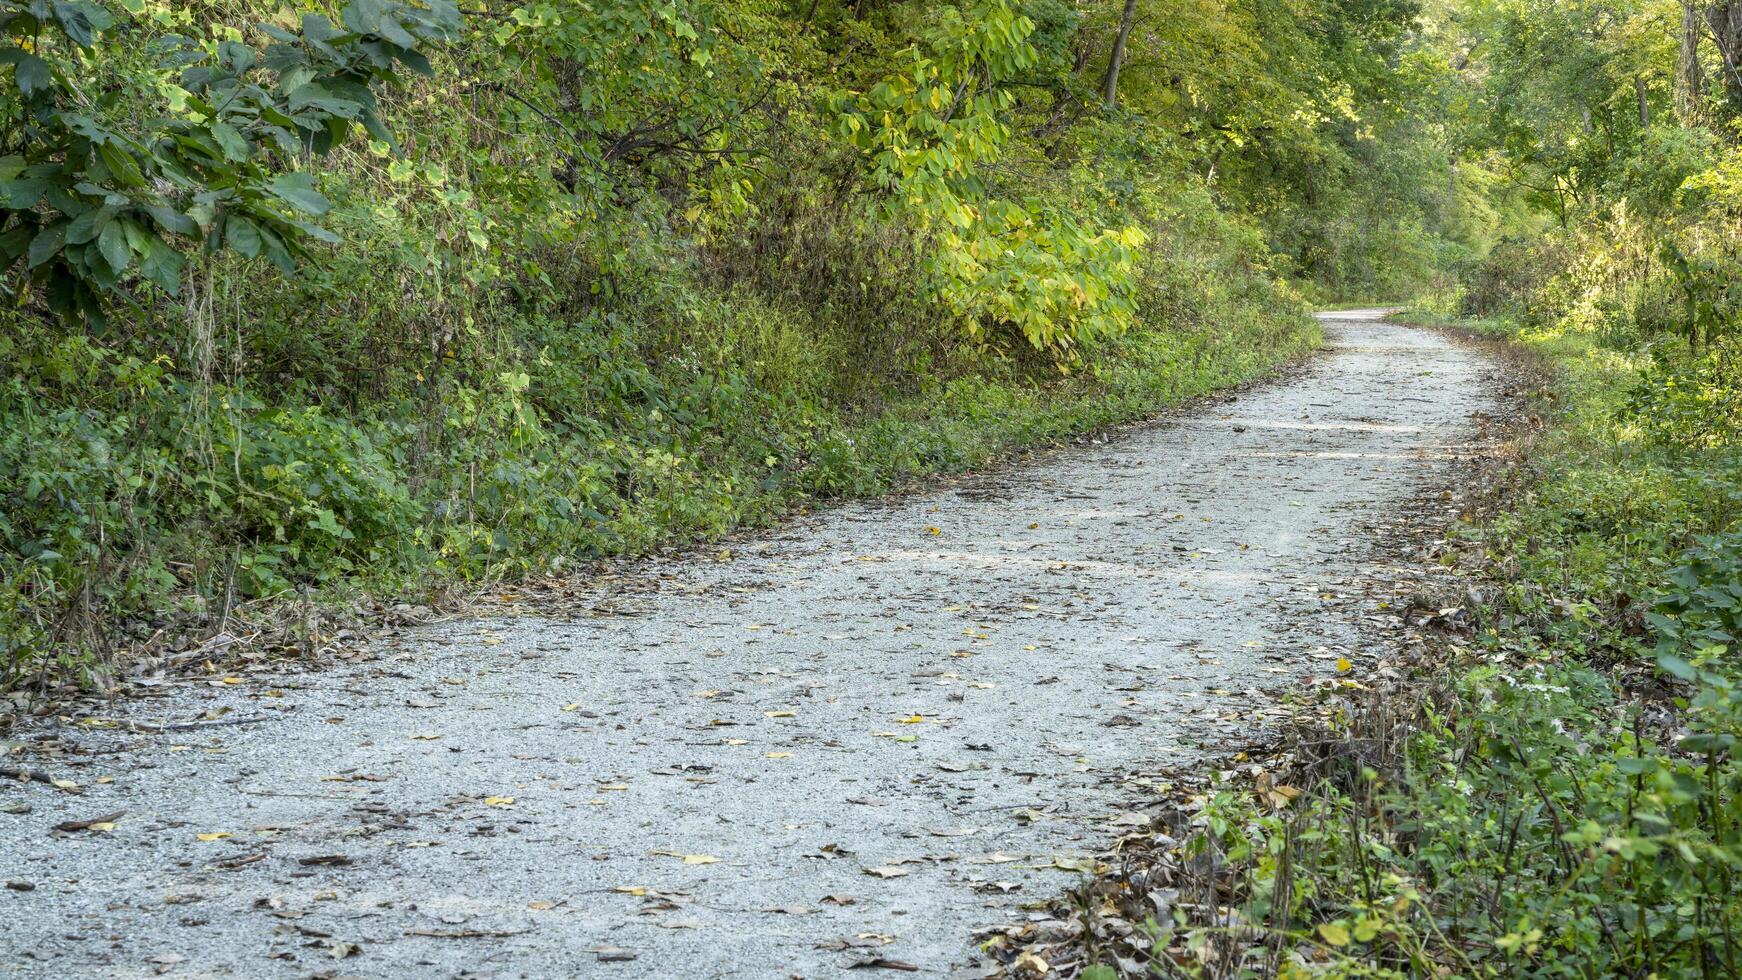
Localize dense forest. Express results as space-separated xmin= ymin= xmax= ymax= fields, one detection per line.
xmin=4 ymin=0 xmax=1742 ymax=975
xmin=1 ymin=0 xmax=1486 ymax=681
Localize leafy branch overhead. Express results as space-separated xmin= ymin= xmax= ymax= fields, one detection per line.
xmin=0 ymin=0 xmax=460 ymax=324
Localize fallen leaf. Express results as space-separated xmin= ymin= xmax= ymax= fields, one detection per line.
xmin=765 ymin=752 xmax=793 ymax=759
xmin=484 ymin=796 xmax=515 ymax=806
xmin=851 ymin=957 xmax=920 ymax=972
xmin=649 ymin=850 xmax=719 ymax=865
xmin=195 ymin=831 xmax=232 ymax=842
xmin=898 ymin=714 xmax=925 ymax=724
xmin=764 ymin=710 xmax=796 ymax=718
xmin=53 ymin=810 xmax=124 ymax=833
xmin=863 ymin=866 xmax=909 ymax=878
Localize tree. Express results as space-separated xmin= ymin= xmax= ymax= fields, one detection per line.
xmin=1100 ymin=0 xmax=1138 ymax=107
xmin=1681 ymin=0 xmax=1707 ymax=122
xmin=0 ymin=0 xmax=460 ymax=325
xmin=1710 ymin=1 xmax=1742 ymax=122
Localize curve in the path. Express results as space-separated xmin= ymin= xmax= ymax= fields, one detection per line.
xmin=0 ymin=312 xmax=1499 ymax=978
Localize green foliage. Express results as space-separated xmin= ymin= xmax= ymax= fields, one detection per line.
xmin=0 ymin=0 xmax=1455 ymax=685
xmin=1170 ymin=319 xmax=1742 ymax=978
xmin=0 ymin=0 xmax=460 ymax=322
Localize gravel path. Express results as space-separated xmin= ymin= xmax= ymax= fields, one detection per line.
xmin=0 ymin=311 xmax=1500 ymax=978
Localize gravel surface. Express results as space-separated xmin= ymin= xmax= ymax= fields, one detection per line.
xmin=0 ymin=311 xmax=1500 ymax=978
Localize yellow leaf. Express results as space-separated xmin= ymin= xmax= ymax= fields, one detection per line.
xmin=615 ymin=885 xmax=649 ymax=896
xmin=561 ymin=703 xmax=581 ymax=712
xmin=196 ymin=832 xmax=232 ymax=842
xmin=1318 ymin=922 xmax=1352 ymax=947
xmin=899 ymin=714 xmax=926 ymax=724
xmin=1336 ymin=658 xmax=1352 ymax=672
xmin=220 ymin=676 xmax=243 ymax=684
xmin=765 ymin=752 xmax=793 ymax=759
xmin=484 ymin=796 xmax=515 ymax=806
xmin=925 ymin=526 xmax=941 ymax=536
xmin=89 ymin=821 xmax=117 ymax=832
xmin=764 ymin=710 xmax=796 ymax=718
xmin=649 ymin=850 xmax=719 ymax=864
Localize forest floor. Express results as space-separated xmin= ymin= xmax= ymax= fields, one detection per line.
xmin=0 ymin=311 xmax=1504 ymax=978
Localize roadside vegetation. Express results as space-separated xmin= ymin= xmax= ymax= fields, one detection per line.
xmin=0 ymin=0 xmax=1474 ymax=691
xmin=1008 ymin=1 xmax=1742 ymax=976
xmin=6 ymin=0 xmax=1742 ymax=969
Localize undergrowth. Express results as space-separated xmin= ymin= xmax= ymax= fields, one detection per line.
xmin=0 ymin=282 xmax=1314 ymax=693
xmin=1067 ymin=312 xmax=1742 ymax=978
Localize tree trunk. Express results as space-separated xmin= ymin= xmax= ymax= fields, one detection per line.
xmin=1679 ymin=1 xmax=1706 ymax=122
xmin=1101 ymin=0 xmax=1138 ymax=108
xmin=1710 ymin=1 xmax=1742 ymax=122
xmin=1635 ymin=76 xmax=1650 ymax=128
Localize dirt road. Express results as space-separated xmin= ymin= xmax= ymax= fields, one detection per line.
xmin=0 ymin=311 xmax=1500 ymax=978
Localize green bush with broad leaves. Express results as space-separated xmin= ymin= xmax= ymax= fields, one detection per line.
xmin=0 ymin=0 xmax=458 ymax=322
xmin=2 ymin=0 xmax=1468 ymax=691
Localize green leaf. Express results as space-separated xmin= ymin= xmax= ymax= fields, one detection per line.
xmin=66 ymin=205 xmax=116 ymax=246
xmin=1657 ymin=652 xmax=1698 ymax=681
xmin=141 ymin=235 xmax=185 ymax=295
xmin=96 ymin=143 xmax=145 ymax=187
xmin=145 ymin=205 xmax=198 ymax=238
xmin=269 ymin=172 xmax=332 ymax=215
xmin=224 ymin=215 xmax=263 ymax=259
xmin=210 ymin=121 xmax=249 ymax=162
xmin=96 ymin=219 xmax=131 ymax=274
xmin=2 ymin=50 xmax=53 ymax=98
xmin=26 ymin=223 xmax=67 ymax=269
